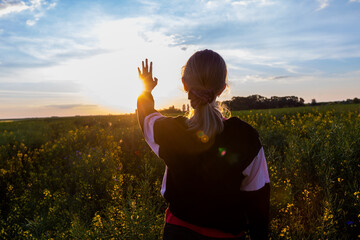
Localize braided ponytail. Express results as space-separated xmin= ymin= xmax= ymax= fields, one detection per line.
xmin=182 ymin=49 xmax=228 ymax=139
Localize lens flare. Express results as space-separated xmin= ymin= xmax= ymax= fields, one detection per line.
xmin=196 ymin=130 xmax=209 ymax=143
xmin=218 ymin=147 xmax=227 ymax=157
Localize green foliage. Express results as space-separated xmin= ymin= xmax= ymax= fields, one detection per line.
xmin=0 ymin=115 xmax=166 ymax=239
xmin=1 ymin=104 xmax=360 ymax=239
xmin=232 ymin=104 xmax=360 ymax=239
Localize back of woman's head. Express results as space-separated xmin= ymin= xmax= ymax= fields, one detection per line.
xmin=182 ymin=49 xmax=228 ymax=140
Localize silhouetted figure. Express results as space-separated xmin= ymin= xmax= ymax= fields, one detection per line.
xmin=137 ymin=50 xmax=270 ymax=240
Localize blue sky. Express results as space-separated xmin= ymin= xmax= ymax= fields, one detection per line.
xmin=0 ymin=0 xmax=360 ymax=118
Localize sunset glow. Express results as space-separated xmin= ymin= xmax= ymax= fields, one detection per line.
xmin=1 ymin=0 xmax=360 ymax=118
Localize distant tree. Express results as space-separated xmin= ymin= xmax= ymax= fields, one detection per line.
xmin=311 ymin=99 xmax=317 ymax=106
xmin=182 ymin=104 xmax=186 ymax=112
xmin=223 ymin=94 xmax=305 ymax=110
xmin=353 ymin=97 xmax=360 ymax=104
xmin=187 ymin=104 xmax=190 ymax=112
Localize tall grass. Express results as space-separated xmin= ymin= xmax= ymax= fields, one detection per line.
xmin=0 ymin=104 xmax=359 ymax=239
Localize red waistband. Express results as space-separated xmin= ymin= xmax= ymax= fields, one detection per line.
xmin=165 ymin=208 xmax=245 ymax=238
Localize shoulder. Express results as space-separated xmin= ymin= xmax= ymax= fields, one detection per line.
xmin=153 ymin=115 xmax=208 ymax=157
xmin=153 ymin=115 xmax=189 ymax=141
xmin=223 ymin=117 xmax=259 ymax=140
xmin=153 ymin=115 xmax=187 ymax=129
xmin=219 ymin=117 xmax=262 ymax=168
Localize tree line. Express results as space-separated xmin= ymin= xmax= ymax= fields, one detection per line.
xmin=222 ymin=95 xmax=305 ymax=110
xmin=159 ymin=95 xmax=359 ymax=113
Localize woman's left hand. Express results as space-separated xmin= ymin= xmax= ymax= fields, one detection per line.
xmin=138 ymin=59 xmax=158 ymax=92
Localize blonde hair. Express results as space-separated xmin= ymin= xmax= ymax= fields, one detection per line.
xmin=182 ymin=49 xmax=228 ymax=139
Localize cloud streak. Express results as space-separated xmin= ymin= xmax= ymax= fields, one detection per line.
xmin=0 ymin=0 xmax=29 ymax=17
xmin=0 ymin=81 xmax=80 ymax=93
xmin=45 ymin=104 xmax=98 ymax=109
xmin=0 ymin=34 xmax=107 ymax=70
xmin=132 ymin=1 xmax=359 ymax=78
xmin=241 ymin=75 xmax=290 ymax=83
xmin=0 ymin=0 xmax=56 ymax=25
xmin=317 ymin=0 xmax=330 ymax=10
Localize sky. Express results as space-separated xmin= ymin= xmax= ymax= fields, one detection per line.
xmin=0 ymin=0 xmax=360 ymax=119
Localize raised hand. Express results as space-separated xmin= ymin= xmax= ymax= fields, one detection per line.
xmin=138 ymin=59 xmax=158 ymax=92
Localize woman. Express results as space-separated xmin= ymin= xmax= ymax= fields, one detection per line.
xmin=137 ymin=50 xmax=270 ymax=239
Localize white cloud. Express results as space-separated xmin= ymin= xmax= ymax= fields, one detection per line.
xmin=137 ymin=0 xmax=160 ymax=11
xmin=241 ymin=75 xmax=290 ymax=83
xmin=317 ymin=0 xmax=330 ymax=10
xmin=3 ymin=34 xmax=101 ymax=65
xmin=203 ymin=0 xmax=275 ymax=8
xmin=0 ymin=0 xmax=29 ymax=17
xmin=0 ymin=81 xmax=80 ymax=93
xmin=0 ymin=0 xmax=56 ymax=26
xmin=203 ymin=0 xmax=278 ymax=21
xmin=26 ymin=19 xmax=36 ymax=25
xmin=218 ymin=48 xmax=302 ymax=74
xmin=231 ymin=0 xmax=275 ymax=6
xmin=26 ymin=12 xmax=43 ymax=25
xmin=47 ymin=1 xmax=56 ymax=8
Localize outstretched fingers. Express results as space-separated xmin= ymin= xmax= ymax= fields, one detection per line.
xmin=138 ymin=58 xmax=158 ymax=91
xmin=140 ymin=59 xmax=151 ymax=73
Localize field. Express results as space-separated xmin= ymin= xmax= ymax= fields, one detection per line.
xmin=1 ymin=104 xmax=360 ymax=239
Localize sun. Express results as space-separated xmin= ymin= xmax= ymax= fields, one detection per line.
xmin=38 ymin=18 xmax=196 ymax=115
xmin=81 ymin=53 xmax=145 ymax=113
